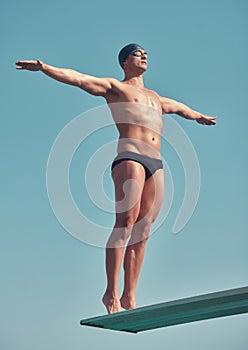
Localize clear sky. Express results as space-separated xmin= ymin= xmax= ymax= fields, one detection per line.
xmin=1 ymin=0 xmax=248 ymax=349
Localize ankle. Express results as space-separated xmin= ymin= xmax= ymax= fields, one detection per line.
xmin=120 ymin=294 xmax=136 ymax=310
xmin=121 ymin=291 xmax=136 ymax=300
xmin=103 ymin=289 xmax=119 ymax=298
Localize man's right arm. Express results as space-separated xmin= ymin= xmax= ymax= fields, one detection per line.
xmin=15 ymin=60 xmax=117 ymax=97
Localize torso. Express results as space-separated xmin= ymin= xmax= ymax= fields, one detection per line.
xmin=105 ymin=81 xmax=163 ymax=159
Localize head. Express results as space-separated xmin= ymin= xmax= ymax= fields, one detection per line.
xmin=118 ymin=43 xmax=148 ymax=73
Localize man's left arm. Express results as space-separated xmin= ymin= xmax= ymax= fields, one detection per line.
xmin=159 ymin=96 xmax=217 ymax=126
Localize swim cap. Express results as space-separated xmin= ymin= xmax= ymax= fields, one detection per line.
xmin=118 ymin=43 xmax=145 ymax=69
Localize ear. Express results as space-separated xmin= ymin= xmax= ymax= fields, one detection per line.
xmin=123 ymin=60 xmax=128 ymax=69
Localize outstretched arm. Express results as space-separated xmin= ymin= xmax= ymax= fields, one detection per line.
xmin=159 ymin=96 xmax=217 ymax=126
xmin=15 ymin=60 xmax=116 ymax=97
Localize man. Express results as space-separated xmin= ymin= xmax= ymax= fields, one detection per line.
xmin=16 ymin=43 xmax=217 ymax=314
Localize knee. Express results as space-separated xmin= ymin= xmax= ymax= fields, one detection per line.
xmin=107 ymin=214 xmax=137 ymax=247
xmin=115 ymin=214 xmax=137 ymax=230
xmin=138 ymin=215 xmax=153 ymax=231
xmin=131 ymin=216 xmax=153 ymax=243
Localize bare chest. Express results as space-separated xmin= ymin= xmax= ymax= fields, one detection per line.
xmin=121 ymin=85 xmax=162 ymax=113
xmin=108 ymin=87 xmax=162 ymax=135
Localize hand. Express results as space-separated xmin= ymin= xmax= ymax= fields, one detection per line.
xmin=15 ymin=60 xmax=43 ymax=71
xmin=196 ymin=114 xmax=217 ymax=126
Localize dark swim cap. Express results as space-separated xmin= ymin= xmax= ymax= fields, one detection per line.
xmin=118 ymin=43 xmax=145 ymax=69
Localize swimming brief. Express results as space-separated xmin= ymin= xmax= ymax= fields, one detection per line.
xmin=111 ymin=151 xmax=163 ymax=180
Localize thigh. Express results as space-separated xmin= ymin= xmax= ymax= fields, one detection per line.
xmin=112 ymin=160 xmax=146 ymax=225
xmin=138 ymin=169 xmax=164 ymax=222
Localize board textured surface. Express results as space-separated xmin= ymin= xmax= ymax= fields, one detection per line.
xmin=80 ymin=286 xmax=248 ymax=333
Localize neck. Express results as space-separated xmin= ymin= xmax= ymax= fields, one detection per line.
xmin=123 ymin=71 xmax=144 ymax=88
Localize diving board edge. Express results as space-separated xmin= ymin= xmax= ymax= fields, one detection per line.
xmin=80 ymin=286 xmax=248 ymax=333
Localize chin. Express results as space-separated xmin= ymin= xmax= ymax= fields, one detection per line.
xmin=136 ymin=64 xmax=147 ymax=72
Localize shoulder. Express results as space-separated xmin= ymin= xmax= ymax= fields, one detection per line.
xmin=103 ymin=77 xmax=123 ymax=88
xmin=143 ymin=87 xmax=161 ymax=98
xmin=102 ymin=78 xmax=128 ymax=97
xmin=151 ymin=91 xmax=171 ymax=104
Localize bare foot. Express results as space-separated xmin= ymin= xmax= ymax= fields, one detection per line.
xmin=102 ymin=292 xmax=122 ymax=314
xmin=120 ymin=295 xmax=137 ymax=310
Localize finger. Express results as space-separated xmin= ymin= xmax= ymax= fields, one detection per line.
xmin=15 ymin=62 xmax=25 ymax=67
xmin=16 ymin=60 xmax=33 ymax=66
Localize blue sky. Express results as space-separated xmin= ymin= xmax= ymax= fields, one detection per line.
xmin=1 ymin=0 xmax=248 ymax=349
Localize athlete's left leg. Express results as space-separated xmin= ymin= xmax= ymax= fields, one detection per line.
xmin=120 ymin=169 xmax=164 ymax=310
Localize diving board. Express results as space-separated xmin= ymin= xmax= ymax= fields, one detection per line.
xmin=80 ymin=286 xmax=248 ymax=333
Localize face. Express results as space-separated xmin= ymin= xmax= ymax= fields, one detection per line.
xmin=124 ymin=49 xmax=148 ymax=72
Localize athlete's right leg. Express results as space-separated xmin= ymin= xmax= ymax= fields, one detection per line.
xmin=102 ymin=160 xmax=146 ymax=314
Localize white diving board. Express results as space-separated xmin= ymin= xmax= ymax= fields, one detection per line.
xmin=80 ymin=286 xmax=248 ymax=333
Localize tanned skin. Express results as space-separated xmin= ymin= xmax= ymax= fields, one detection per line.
xmin=16 ymin=51 xmax=216 ymax=314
